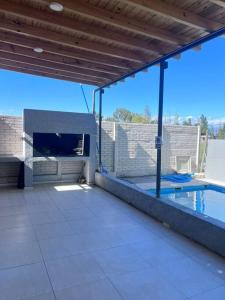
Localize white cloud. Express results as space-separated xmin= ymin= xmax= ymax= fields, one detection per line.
xmin=208 ymin=117 xmax=225 ymax=125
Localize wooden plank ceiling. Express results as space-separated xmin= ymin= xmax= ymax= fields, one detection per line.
xmin=0 ymin=0 xmax=224 ymax=86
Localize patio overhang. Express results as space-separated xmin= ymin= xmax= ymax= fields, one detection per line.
xmin=0 ymin=0 xmax=225 ymax=87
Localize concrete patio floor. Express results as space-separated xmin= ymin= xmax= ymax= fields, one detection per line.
xmin=0 ymin=184 xmax=225 ymax=299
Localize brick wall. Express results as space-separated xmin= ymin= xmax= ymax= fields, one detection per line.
xmin=98 ymin=121 xmax=199 ymax=177
xmin=0 ymin=115 xmax=23 ymax=155
xmin=0 ymin=116 xmax=23 ymax=185
xmin=96 ymin=121 xmax=115 ymax=172
xmin=0 ymin=116 xmax=199 ymax=184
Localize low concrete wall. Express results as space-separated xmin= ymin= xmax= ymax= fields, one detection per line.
xmin=95 ymin=172 xmax=225 ymax=258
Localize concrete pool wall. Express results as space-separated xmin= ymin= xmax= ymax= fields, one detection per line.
xmin=95 ymin=172 xmax=225 ymax=258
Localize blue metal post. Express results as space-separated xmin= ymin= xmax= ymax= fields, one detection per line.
xmin=99 ymin=88 xmax=104 ymax=170
xmin=156 ymin=61 xmax=168 ymax=198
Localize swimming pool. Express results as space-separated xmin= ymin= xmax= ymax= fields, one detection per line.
xmin=148 ymin=185 xmax=225 ymax=223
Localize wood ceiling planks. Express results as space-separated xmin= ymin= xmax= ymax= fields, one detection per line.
xmin=0 ymin=0 xmax=224 ymax=86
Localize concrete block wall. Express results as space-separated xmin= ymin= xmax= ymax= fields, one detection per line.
xmin=0 ymin=116 xmax=23 ymax=185
xmin=162 ymin=125 xmax=199 ymax=174
xmin=0 ymin=115 xmax=23 ymax=155
xmin=96 ymin=121 xmax=115 ymax=172
xmin=115 ymin=123 xmax=158 ymax=177
xmin=98 ymin=121 xmax=199 ymax=177
xmin=0 ymin=115 xmax=199 ymax=185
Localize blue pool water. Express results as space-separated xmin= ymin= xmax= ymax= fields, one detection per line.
xmin=148 ymin=185 xmax=225 ymax=223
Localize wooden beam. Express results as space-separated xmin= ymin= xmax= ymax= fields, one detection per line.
xmin=0 ymin=51 xmax=114 ymax=81
xmin=43 ymin=0 xmax=186 ymax=45
xmin=0 ymin=60 xmax=104 ymax=85
xmin=0 ymin=31 xmax=136 ymax=71
xmin=0 ymin=42 xmax=122 ymax=76
xmin=0 ymin=64 xmax=101 ymax=86
xmin=210 ymin=0 xmax=225 ymax=8
xmin=0 ymin=0 xmax=167 ymax=56
xmin=120 ymin=0 xmax=223 ymax=31
xmin=0 ymin=17 xmax=147 ymax=63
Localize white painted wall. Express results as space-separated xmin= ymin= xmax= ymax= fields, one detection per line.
xmin=205 ymin=139 xmax=225 ymax=183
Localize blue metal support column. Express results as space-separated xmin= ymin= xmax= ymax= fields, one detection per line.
xmin=98 ymin=88 xmax=104 ymax=171
xmin=92 ymin=89 xmax=97 ymax=115
xmin=156 ymin=61 xmax=168 ymax=198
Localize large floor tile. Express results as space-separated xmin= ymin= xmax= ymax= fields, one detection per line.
xmin=34 ymin=221 xmax=73 ymax=240
xmin=26 ymin=201 xmax=57 ymax=213
xmin=0 ymin=226 xmax=36 ymax=243
xmin=22 ymin=292 xmax=56 ymax=300
xmin=60 ymin=207 xmax=95 ymax=221
xmin=131 ymin=238 xmax=185 ymax=267
xmin=39 ymin=235 xmax=79 ymax=261
xmin=53 ymin=197 xmax=87 ymax=210
xmin=46 ymin=253 xmax=105 ymax=291
xmin=156 ymin=257 xmax=225 ymax=297
xmin=29 ymin=209 xmax=66 ymax=225
xmin=40 ymin=229 xmax=119 ymax=261
xmin=109 ymin=268 xmax=185 ymax=300
xmin=68 ymin=216 xmax=104 ymax=235
xmin=0 ymin=197 xmax=26 ymax=208
xmin=0 ymin=214 xmax=31 ymax=230
xmin=93 ymin=245 xmax=151 ymax=275
xmin=55 ymin=278 xmax=122 ymax=300
xmin=0 ymin=239 xmax=42 ymax=269
xmin=188 ymin=286 xmax=225 ymax=300
xmin=116 ymin=224 xmax=159 ymax=244
xmin=0 ymin=262 xmax=52 ymax=300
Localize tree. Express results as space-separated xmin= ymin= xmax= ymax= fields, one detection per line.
xmin=208 ymin=126 xmax=216 ymax=139
xmin=199 ymin=114 xmax=208 ymax=136
xmin=144 ymin=105 xmax=151 ymax=123
xmin=183 ymin=117 xmax=192 ymax=126
xmin=131 ymin=113 xmax=148 ymax=124
xmin=112 ymin=108 xmax=133 ymax=123
xmin=174 ymin=114 xmax=180 ymax=125
xmin=217 ymin=123 xmax=225 ymax=139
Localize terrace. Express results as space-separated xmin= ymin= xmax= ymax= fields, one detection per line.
xmin=0 ymin=0 xmax=225 ymax=299
xmin=1 ymin=183 xmax=225 ymax=299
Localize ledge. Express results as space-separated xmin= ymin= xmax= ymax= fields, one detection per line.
xmin=31 ymin=156 xmax=89 ymax=162
xmin=0 ymin=155 xmax=25 ymax=162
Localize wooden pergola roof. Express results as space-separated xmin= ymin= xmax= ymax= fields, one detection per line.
xmin=0 ymin=0 xmax=225 ymax=87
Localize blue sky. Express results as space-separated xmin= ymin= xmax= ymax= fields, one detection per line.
xmin=1 ymin=36 xmax=225 ymax=123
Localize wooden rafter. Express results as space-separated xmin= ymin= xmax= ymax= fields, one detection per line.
xmin=0 ymin=41 xmax=122 ymax=76
xmin=0 ymin=60 xmax=104 ymax=85
xmin=0 ymin=0 xmax=168 ymax=56
xmin=0 ymin=0 xmax=224 ymax=86
xmin=0 ymin=51 xmax=115 ymax=81
xmin=210 ymin=0 xmax=225 ymax=8
xmin=120 ymin=0 xmax=223 ymax=31
xmin=0 ymin=31 xmax=137 ymax=71
xmin=0 ymin=63 xmax=101 ymax=86
xmin=42 ymin=0 xmax=186 ymax=45
xmin=0 ymin=18 xmax=146 ymax=63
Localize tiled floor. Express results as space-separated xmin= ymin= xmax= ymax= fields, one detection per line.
xmin=0 ymin=183 xmax=225 ymax=300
